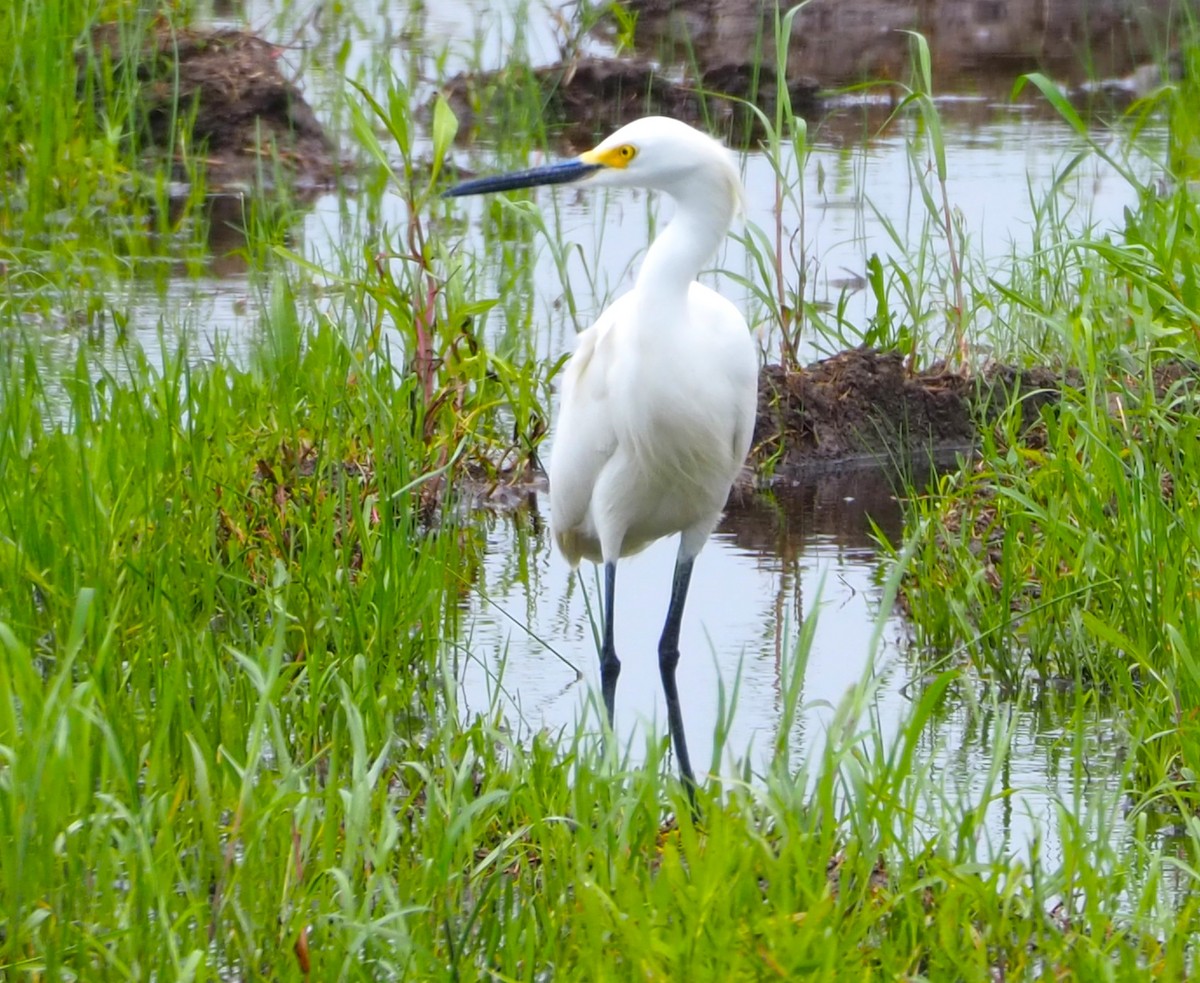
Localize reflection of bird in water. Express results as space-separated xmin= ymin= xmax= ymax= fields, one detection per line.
xmin=445 ymin=117 xmax=758 ymax=805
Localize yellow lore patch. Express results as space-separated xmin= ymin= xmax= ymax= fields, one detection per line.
xmin=580 ymin=143 xmax=637 ymax=169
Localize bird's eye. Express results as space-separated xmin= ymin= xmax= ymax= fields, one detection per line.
xmin=592 ymin=143 xmax=638 ymax=169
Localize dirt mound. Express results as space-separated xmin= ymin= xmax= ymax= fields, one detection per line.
xmin=81 ymin=26 xmax=338 ymax=190
xmin=752 ymin=349 xmax=1064 ymax=481
xmin=443 ymin=56 xmax=821 ymax=142
xmin=621 ymin=0 xmax=1179 ymax=92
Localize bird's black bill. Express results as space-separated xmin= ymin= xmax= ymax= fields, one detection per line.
xmin=441 ymin=158 xmax=602 ymax=198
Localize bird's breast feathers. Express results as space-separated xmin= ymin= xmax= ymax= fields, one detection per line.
xmin=548 ymin=283 xmax=758 ymax=562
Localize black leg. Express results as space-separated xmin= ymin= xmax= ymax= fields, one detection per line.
xmin=600 ymin=561 xmax=620 ymax=727
xmin=659 ymin=556 xmax=698 ymax=804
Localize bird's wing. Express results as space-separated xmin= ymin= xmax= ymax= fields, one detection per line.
xmin=547 ymin=300 xmax=628 ymax=565
xmin=727 ymin=324 xmax=759 ymax=468
xmin=689 ymin=284 xmax=759 ymax=470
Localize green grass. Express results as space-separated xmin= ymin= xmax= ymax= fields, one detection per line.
xmin=903 ymin=354 xmax=1200 ymax=798
xmin=2 ymin=2 xmax=163 ymax=236
xmin=6 ymin=0 xmax=1200 ymax=977
xmin=898 ymin=35 xmax=1200 ymax=812
xmin=0 ymin=287 xmax=476 ymax=974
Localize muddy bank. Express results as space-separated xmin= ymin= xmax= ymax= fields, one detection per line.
xmin=444 ymin=0 xmax=1180 ymax=142
xmin=622 ymin=0 xmax=1182 ymax=92
xmin=80 ymin=26 xmax=338 ymax=191
xmin=443 ymin=56 xmax=820 ymax=143
xmin=750 ymin=349 xmax=1065 ymax=483
xmin=463 ymin=350 xmax=1074 ymax=507
xmin=223 ymin=349 xmax=1194 ymax=523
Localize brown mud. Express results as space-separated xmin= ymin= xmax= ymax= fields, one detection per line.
xmin=447 ymin=0 xmax=1180 ymax=140
xmin=749 ymin=349 xmax=1200 ymax=487
xmin=442 ymin=56 xmax=821 ymax=144
xmin=227 ymin=350 xmax=1200 ymax=526
xmin=749 ymin=349 xmax=1064 ymax=484
xmin=81 ymin=26 xmax=339 ymax=191
xmin=622 ymin=0 xmax=1180 ymax=93
xmin=453 ymin=350 xmax=1096 ymax=508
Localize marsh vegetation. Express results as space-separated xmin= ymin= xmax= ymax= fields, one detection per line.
xmin=4 ymin=0 xmax=1200 ymax=978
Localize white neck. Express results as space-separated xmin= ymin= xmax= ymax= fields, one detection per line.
xmin=635 ymin=177 xmax=738 ymax=312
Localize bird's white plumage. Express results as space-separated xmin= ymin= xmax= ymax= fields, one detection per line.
xmin=444 ymin=115 xmax=758 ymax=797
xmin=546 ymin=117 xmax=758 ymax=568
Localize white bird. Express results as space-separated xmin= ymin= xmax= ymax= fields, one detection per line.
xmin=445 ymin=117 xmax=759 ymax=800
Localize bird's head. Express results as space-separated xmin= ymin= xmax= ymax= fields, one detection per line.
xmin=442 ymin=116 xmax=743 ymax=215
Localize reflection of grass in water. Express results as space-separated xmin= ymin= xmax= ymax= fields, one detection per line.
xmin=3 ymin=0 xmax=1200 ymax=973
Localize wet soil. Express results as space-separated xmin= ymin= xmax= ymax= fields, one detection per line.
xmin=81 ymin=26 xmax=339 ymax=191
xmin=446 ymin=0 xmax=1180 ymax=141
xmin=228 ymin=350 xmax=1198 ymax=522
xmin=621 ymin=0 xmax=1181 ymax=93
xmin=750 ymin=349 xmax=1065 ymax=483
xmin=442 ymin=56 xmax=821 ymax=143
xmin=443 ymin=350 xmax=1080 ymax=508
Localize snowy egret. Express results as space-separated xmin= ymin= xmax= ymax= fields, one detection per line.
xmin=444 ymin=117 xmax=758 ymax=799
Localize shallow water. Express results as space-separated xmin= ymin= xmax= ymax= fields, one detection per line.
xmin=122 ymin=0 xmax=1164 ymax=863
xmin=458 ymin=465 xmax=1136 ymax=865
